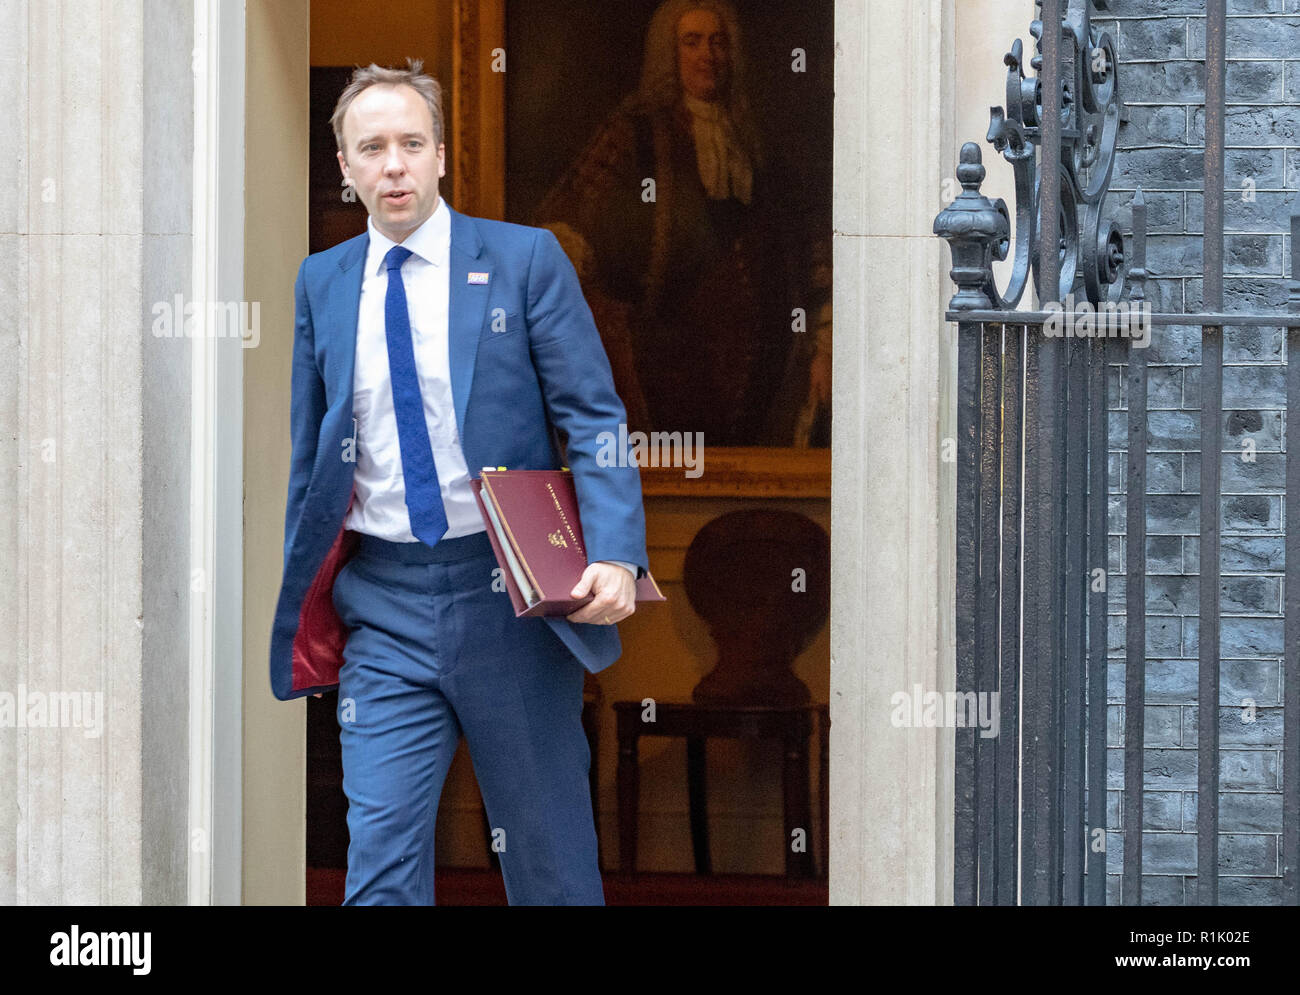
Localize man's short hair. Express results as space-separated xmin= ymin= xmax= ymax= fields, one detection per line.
xmin=331 ymin=58 xmax=445 ymax=154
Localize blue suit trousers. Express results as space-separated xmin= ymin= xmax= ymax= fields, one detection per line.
xmin=330 ymin=529 xmax=604 ymax=905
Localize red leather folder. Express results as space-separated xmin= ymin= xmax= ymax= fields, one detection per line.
xmin=470 ymin=468 xmax=666 ymax=618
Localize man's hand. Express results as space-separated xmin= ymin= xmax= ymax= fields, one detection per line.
xmin=566 ymin=561 xmax=636 ymax=625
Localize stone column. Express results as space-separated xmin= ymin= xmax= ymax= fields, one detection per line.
xmin=0 ymin=0 xmax=193 ymax=905
xmin=830 ymin=0 xmax=1033 ymax=905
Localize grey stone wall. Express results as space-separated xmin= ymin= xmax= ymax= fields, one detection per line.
xmin=1096 ymin=0 xmax=1298 ymax=904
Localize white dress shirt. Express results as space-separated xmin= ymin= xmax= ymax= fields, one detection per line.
xmin=344 ymin=198 xmax=636 ymax=579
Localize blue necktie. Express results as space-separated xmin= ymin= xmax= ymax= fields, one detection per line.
xmin=384 ymin=244 xmax=449 ymax=546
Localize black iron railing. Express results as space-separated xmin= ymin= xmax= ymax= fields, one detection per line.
xmin=935 ymin=0 xmax=1300 ymax=906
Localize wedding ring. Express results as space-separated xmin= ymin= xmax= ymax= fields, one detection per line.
xmin=604 ymin=615 xmax=611 ymax=624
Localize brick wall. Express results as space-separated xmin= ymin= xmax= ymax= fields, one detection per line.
xmin=1094 ymin=0 xmax=1298 ymax=904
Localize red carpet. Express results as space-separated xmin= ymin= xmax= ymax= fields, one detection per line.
xmin=306 ymin=866 xmax=827 ymax=906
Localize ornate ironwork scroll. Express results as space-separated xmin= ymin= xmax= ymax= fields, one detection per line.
xmin=934 ymin=0 xmax=1131 ymax=310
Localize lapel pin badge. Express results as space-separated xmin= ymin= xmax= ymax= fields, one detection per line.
xmin=468 ymin=272 xmax=490 ymax=284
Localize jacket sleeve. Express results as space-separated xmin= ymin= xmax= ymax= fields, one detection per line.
xmin=600 ymin=559 xmax=642 ymax=580
xmin=284 ymin=257 xmax=326 ymax=566
xmin=524 ymin=227 xmax=648 ymax=577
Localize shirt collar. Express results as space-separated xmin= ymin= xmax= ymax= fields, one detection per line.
xmin=366 ymin=195 xmax=450 ymax=275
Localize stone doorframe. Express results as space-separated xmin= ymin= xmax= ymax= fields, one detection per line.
xmin=229 ymin=0 xmax=1035 ymax=906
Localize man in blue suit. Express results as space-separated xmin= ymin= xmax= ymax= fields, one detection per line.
xmin=267 ymin=60 xmax=649 ymax=906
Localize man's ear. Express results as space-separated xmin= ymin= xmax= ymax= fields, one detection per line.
xmin=337 ymin=149 xmax=352 ymax=185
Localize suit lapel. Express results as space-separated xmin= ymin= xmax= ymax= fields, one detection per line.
xmin=446 ymin=203 xmax=492 ymax=439
xmin=329 ymin=232 xmax=369 ymax=409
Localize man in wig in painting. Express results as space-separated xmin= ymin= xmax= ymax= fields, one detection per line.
xmin=534 ymin=0 xmax=822 ymax=447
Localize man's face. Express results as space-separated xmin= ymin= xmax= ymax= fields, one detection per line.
xmin=676 ymin=8 xmax=730 ymax=101
xmin=337 ymin=83 xmax=446 ymax=244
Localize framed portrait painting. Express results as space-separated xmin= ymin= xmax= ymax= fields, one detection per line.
xmin=456 ymin=0 xmax=833 ymax=497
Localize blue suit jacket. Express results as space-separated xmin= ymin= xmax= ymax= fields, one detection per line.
xmin=269 ymin=202 xmax=649 ymax=701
